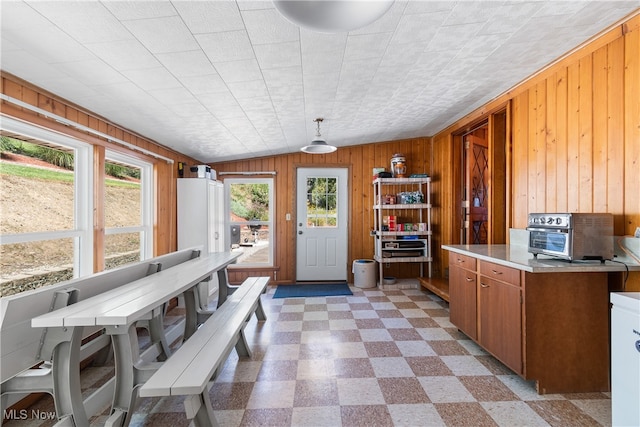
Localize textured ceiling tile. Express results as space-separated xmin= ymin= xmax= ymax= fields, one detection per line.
xmin=263 ymin=66 xmax=303 ymax=88
xmin=155 ymin=50 xmax=217 ymax=78
xmin=3 ymin=23 xmax=93 ymax=64
xmin=121 ymin=67 xmax=181 ymax=91
xmin=227 ymin=79 xmax=270 ymax=99
xmin=166 ymin=102 xmax=211 ymax=118
xmin=390 ymin=11 xmax=448 ymax=46
xmin=196 ymin=91 xmax=239 ymax=108
xmin=344 ymin=32 xmax=393 ymax=61
xmin=3 ymin=0 xmax=638 ymax=162
xmin=102 ymin=2 xmax=177 ymax=20
xmin=181 ymin=74 xmax=228 ymax=95
xmin=253 ymin=41 xmax=301 ymax=69
xmin=197 ymin=30 xmax=254 ymax=63
xmin=55 ymin=59 xmax=127 ymax=86
xmin=123 ymin=16 xmax=199 ymax=54
xmin=28 ymin=1 xmax=130 ymax=44
xmin=174 ymin=1 xmax=244 ymax=34
xmin=242 ymin=8 xmax=299 ymax=44
xmin=86 ymin=39 xmax=160 ymax=71
xmin=214 ymin=59 xmax=262 ymax=83
xmin=148 ymin=87 xmax=198 ymax=106
xmin=479 ymin=3 xmax=540 ymax=35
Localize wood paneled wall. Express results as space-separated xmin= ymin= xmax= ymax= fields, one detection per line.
xmin=0 ymin=72 xmax=200 ymax=265
xmin=211 ymin=138 xmax=430 ymax=284
xmin=432 ymin=12 xmax=640 ymax=289
xmin=2 ymin=11 xmax=638 ymax=288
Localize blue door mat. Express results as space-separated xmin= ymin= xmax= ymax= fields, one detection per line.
xmin=272 ymin=282 xmax=353 ymax=298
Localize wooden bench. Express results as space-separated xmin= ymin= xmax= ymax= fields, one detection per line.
xmin=0 ymin=247 xmax=202 ymax=425
xmin=139 ymin=276 xmax=270 ymax=427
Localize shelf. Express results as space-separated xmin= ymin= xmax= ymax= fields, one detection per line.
xmin=376 ymin=231 xmax=432 ymax=237
xmin=375 ymin=255 xmax=433 ymax=263
xmin=373 ymin=177 xmax=431 ymax=184
xmin=374 ymin=203 xmax=432 ymax=210
xmin=372 ymin=176 xmax=433 ymax=284
xmin=418 ymin=277 xmax=449 ymax=301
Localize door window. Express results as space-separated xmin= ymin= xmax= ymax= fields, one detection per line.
xmin=305 ymin=177 xmax=338 ymax=227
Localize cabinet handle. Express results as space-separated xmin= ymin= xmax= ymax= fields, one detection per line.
xmin=457 ymin=258 xmax=465 ymax=263
xmin=491 ymin=269 xmax=502 ymax=275
xmin=465 ymin=277 xmax=474 ymax=282
xmin=480 ymin=282 xmax=490 ymax=288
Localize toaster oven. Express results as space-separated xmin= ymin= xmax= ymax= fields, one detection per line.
xmin=526 ymin=213 xmax=614 ymax=261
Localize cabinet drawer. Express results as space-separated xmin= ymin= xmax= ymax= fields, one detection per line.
xmin=479 ymin=261 xmax=520 ymax=285
xmin=449 ymin=252 xmax=477 ymax=271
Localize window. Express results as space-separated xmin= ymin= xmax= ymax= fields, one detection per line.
xmin=226 ymin=178 xmax=274 ymax=266
xmin=104 ymin=150 xmax=153 ymax=269
xmin=1 ymin=117 xmax=92 ymax=296
xmin=305 ymin=177 xmax=338 ymax=227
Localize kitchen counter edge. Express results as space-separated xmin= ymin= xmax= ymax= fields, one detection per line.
xmin=442 ymin=244 xmax=640 ymax=273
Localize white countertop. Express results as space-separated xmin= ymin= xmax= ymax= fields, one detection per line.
xmin=442 ymin=244 xmax=640 ymax=273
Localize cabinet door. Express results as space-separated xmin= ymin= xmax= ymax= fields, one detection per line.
xmin=478 ymin=276 xmax=522 ymax=374
xmin=449 ymin=264 xmax=477 ymax=340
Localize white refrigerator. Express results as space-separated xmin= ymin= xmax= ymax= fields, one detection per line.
xmin=611 ymin=292 xmax=640 ymax=426
xmin=177 ymin=178 xmax=226 ymax=298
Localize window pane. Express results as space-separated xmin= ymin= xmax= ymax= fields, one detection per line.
xmin=105 ymin=232 xmax=140 ymax=270
xmin=0 ymin=137 xmax=75 ymax=233
xmin=105 ymin=162 xmax=141 ymax=228
xmin=228 ymin=180 xmax=272 ymax=266
xmin=230 ymin=183 xmax=270 ymax=221
xmin=0 ymin=238 xmax=74 ymax=296
xmin=305 ymin=176 xmax=338 ymax=228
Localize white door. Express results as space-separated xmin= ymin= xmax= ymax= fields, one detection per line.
xmin=296 ymin=168 xmax=348 ymax=281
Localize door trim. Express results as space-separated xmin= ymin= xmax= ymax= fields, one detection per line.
xmin=293 ymin=164 xmax=351 ymax=281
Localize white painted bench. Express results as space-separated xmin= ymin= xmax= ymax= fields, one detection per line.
xmin=0 ymin=247 xmax=202 ymax=426
xmin=139 ymin=276 xmax=270 ymax=427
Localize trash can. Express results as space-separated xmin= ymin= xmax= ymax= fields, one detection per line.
xmin=352 ymin=259 xmax=376 ymax=288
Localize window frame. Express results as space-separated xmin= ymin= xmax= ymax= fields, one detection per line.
xmin=225 ymin=177 xmax=274 ymax=267
xmin=104 ymin=149 xmax=154 ymax=262
xmin=0 ymin=116 xmax=93 ymax=278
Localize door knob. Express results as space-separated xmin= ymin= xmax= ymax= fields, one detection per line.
xmin=298 ymin=231 xmax=303 ymax=235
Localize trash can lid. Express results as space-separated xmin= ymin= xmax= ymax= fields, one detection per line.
xmin=355 ymin=259 xmax=374 ymax=263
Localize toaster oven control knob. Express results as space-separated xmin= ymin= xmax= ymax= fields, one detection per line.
xmin=556 ymin=217 xmax=562 ymax=225
xmin=547 ymin=217 xmax=554 ymax=224
xmin=539 ymin=216 xmax=545 ymax=224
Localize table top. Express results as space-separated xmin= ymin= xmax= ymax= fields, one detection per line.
xmin=32 ymin=251 xmax=240 ymax=329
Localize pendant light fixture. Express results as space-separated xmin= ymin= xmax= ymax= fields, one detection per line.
xmin=301 ymin=118 xmax=337 ymax=154
xmin=273 ymin=1 xmax=395 ymax=33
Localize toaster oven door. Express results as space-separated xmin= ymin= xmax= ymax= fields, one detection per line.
xmin=527 ymin=228 xmax=571 ymax=258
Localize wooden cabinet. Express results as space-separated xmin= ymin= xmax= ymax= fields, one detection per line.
xmin=449 ymin=252 xmax=477 ymax=340
xmin=447 ymin=249 xmax=610 ymax=394
xmin=449 ymin=255 xmax=522 ymax=373
xmin=478 ymin=263 xmax=522 ymax=374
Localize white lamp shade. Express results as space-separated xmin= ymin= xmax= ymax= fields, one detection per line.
xmin=301 ymin=137 xmax=337 ymax=154
xmin=273 ymin=0 xmax=395 ymax=33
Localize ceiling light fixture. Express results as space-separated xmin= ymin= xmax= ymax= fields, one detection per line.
xmin=301 ymin=118 xmax=337 ymax=154
xmin=273 ymin=0 xmax=395 ymax=33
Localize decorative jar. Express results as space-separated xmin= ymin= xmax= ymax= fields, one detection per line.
xmin=390 ymin=153 xmax=407 ymax=177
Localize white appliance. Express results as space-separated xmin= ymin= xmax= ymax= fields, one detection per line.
xmin=177 ymin=178 xmax=226 ymax=297
xmin=611 ymin=292 xmax=640 ymax=426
